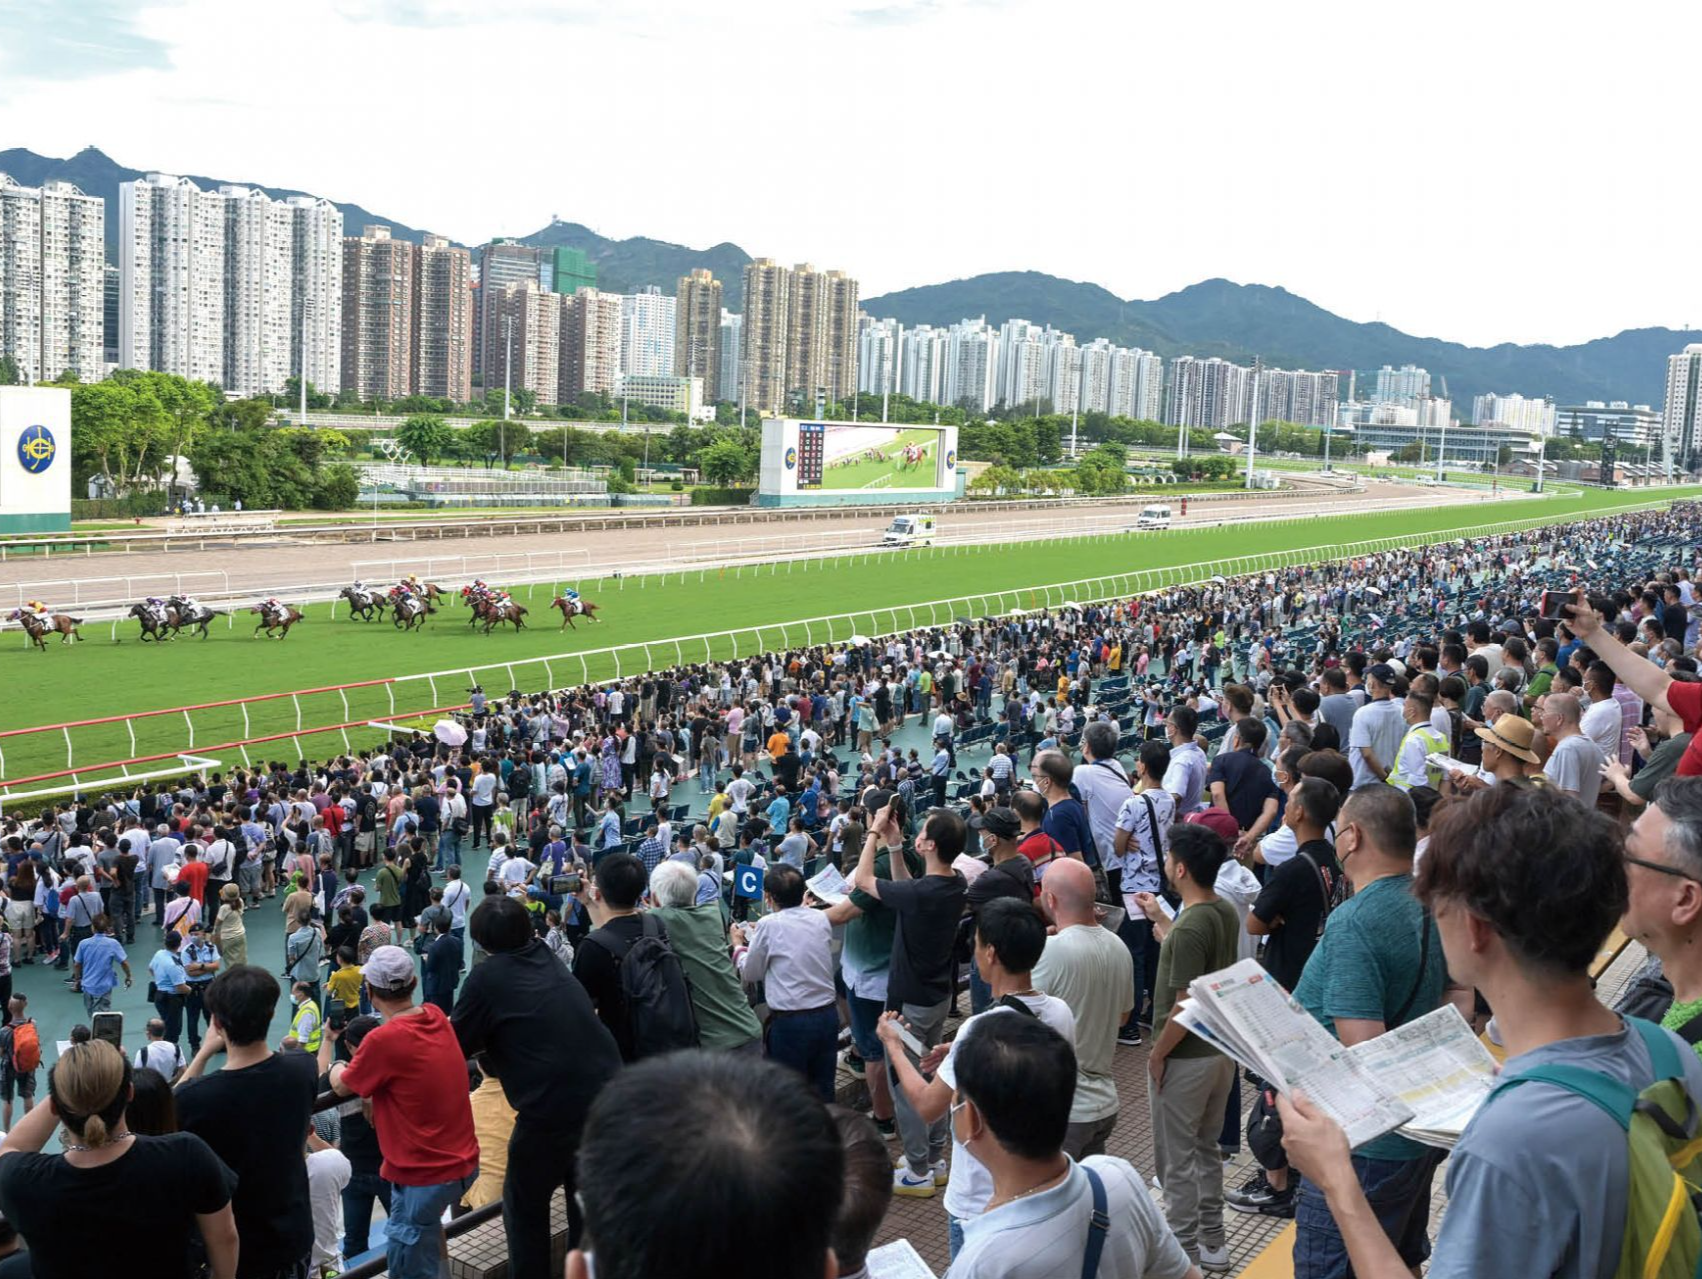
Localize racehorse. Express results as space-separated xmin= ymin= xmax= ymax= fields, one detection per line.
xmin=550 ymin=595 xmax=601 ymax=631
xmin=478 ymin=598 xmax=528 ymax=634
xmin=390 ymin=589 xmax=433 ymax=631
xmin=165 ymin=596 xmax=224 ymax=640
xmin=128 ymin=602 xmax=177 ymax=642
xmin=8 ymin=609 xmax=82 ymax=650
xmin=340 ymin=586 xmax=387 ymax=622
xmin=251 ymin=601 xmax=304 ymax=639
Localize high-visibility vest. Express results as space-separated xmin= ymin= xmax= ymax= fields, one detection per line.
xmin=1391 ymin=724 xmax=1449 ymax=789
xmin=291 ymin=1000 xmax=322 ymax=1053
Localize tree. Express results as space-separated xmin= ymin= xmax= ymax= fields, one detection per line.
xmin=313 ymin=463 xmax=361 ymax=510
xmin=699 ymin=438 xmax=754 ymax=486
xmin=0 ymin=355 xmax=18 ymax=385
xmin=71 ymin=379 xmax=171 ymax=493
xmin=1496 ymin=445 xmax=1515 ymax=467
xmin=512 ymin=389 xmax=538 ymax=417
xmin=1392 ymin=442 xmax=1425 ymax=463
xmin=396 ymin=415 xmax=453 ymax=465
xmin=462 ymin=420 xmax=520 ymax=466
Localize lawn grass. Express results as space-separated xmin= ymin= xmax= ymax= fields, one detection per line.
xmin=2 ymin=485 xmax=1696 ymax=791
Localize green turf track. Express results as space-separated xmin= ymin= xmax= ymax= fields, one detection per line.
xmin=2 ymin=485 xmax=1697 ymax=791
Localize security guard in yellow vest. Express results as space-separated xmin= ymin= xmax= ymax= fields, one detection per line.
xmin=1389 ymin=691 xmax=1449 ymax=790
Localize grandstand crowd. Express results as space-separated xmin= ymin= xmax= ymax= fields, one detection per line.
xmin=0 ymin=501 xmax=1699 ymax=1279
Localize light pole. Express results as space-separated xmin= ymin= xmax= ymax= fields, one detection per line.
xmin=299 ymin=298 xmax=312 ymax=426
xmin=1244 ymin=360 xmax=1261 ymax=489
xmin=503 ymin=314 xmax=514 ymax=424
xmin=1535 ymin=424 xmax=1547 ymax=493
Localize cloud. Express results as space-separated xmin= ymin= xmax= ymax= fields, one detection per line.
xmin=0 ymin=0 xmax=174 ymax=79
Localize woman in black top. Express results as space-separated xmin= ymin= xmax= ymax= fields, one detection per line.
xmin=0 ymin=1041 xmax=235 ymax=1279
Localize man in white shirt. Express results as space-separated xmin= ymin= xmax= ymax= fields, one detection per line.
xmin=942 ymin=1011 xmax=1194 ymax=1279
xmin=1580 ymin=663 xmax=1624 ymax=764
xmin=1073 ymin=721 xmax=1135 ymax=888
xmin=725 ymin=767 xmax=755 ymax=816
xmin=1347 ymin=665 xmax=1407 ymax=789
xmin=134 ymin=1016 xmax=185 ymax=1081
xmin=732 ymin=864 xmax=837 ymax=1101
xmin=1162 ymin=707 xmax=1208 ymax=816
xmin=1541 ymin=693 xmax=1604 ymax=807
xmin=880 ymin=900 xmax=1077 ymax=1263
xmin=305 ymin=1126 xmax=352 ymax=1274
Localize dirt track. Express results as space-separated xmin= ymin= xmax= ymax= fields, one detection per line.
xmin=2 ymin=482 xmax=1500 ymax=600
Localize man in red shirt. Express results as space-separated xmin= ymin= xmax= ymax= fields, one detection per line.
xmin=176 ymin=841 xmax=210 ymax=907
xmin=325 ymin=945 xmax=478 ymax=1279
xmin=1566 ymin=590 xmax=1702 ymax=776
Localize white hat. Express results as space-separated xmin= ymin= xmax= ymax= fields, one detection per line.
xmin=361 ymin=945 xmax=415 ymax=992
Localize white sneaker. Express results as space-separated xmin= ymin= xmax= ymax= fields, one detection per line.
xmin=1198 ymin=1243 xmax=1231 ymax=1273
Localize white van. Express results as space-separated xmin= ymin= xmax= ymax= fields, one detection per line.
xmin=882 ymin=513 xmax=937 ymax=546
xmin=1136 ymin=504 xmax=1172 ymax=530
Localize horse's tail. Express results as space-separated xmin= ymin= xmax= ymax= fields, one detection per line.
xmin=66 ymin=616 xmax=83 ymax=625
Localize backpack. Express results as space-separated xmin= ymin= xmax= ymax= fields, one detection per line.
xmin=1486 ymin=1017 xmax=1702 ymax=1279
xmin=10 ymin=1021 xmax=40 ymax=1073
xmin=592 ymin=914 xmax=699 ymax=1059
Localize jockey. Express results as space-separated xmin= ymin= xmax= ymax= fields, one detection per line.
xmin=262 ymin=597 xmax=281 ymax=616
xmin=562 ymin=587 xmax=580 ymax=602
xmin=25 ymin=599 xmax=50 ymax=615
xmin=143 ymin=596 xmax=168 ymax=625
xmin=179 ymin=596 xmax=200 ymax=616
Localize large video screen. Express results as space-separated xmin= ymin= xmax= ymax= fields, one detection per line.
xmin=799 ymin=423 xmax=943 ymax=491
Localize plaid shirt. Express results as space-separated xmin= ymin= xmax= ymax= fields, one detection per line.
xmin=636 ymin=835 xmax=665 ymax=873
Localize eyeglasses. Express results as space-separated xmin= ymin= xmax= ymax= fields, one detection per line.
xmin=1624 ymin=853 xmax=1702 ymax=884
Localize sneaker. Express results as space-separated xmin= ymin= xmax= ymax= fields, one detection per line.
xmin=870 ymin=1114 xmax=896 ymax=1139
xmin=892 ymin=1166 xmax=936 ymax=1198
xmin=1198 ymin=1243 xmax=1231 ymax=1273
xmin=843 ymin=1050 xmax=865 ymax=1077
xmin=931 ymin=1158 xmax=950 ymax=1187
xmin=1226 ymin=1172 xmax=1297 ymax=1217
xmin=1116 ymin=1025 xmax=1142 ymax=1046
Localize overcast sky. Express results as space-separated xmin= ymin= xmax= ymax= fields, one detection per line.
xmin=2 ymin=0 xmax=1695 ymax=347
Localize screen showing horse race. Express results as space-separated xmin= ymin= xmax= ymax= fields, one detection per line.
xmin=758 ymin=418 xmax=959 ymax=506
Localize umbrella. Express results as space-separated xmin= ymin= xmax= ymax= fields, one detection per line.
xmin=847 ymin=634 xmax=872 ymax=646
xmin=1058 ymin=600 xmax=1084 ymax=611
xmin=434 ymin=718 xmax=467 ymax=747
xmin=1008 ymin=608 xmax=1029 ymax=617
xmin=1209 ymin=575 xmax=1226 ymax=584
xmin=1365 ymin=586 xmax=1384 ymax=598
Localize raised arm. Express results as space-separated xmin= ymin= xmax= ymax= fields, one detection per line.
xmin=1566 ymin=594 xmax=1673 ymax=716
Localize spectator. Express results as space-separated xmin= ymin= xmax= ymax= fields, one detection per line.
xmin=462 ymin=1055 xmax=518 ymax=1211
xmin=0 ymin=1040 xmax=238 ymax=1279
xmin=0 ymin=997 xmax=36 ymax=1130
xmin=1347 ymin=664 xmax=1406 ymax=788
xmin=420 ymin=911 xmax=462 ymax=1013
xmin=1231 ymin=776 xmax=1343 ymax=1219
xmin=1207 ymin=716 xmax=1281 ymax=831
xmin=453 ymin=895 xmax=622 ymax=1279
xmin=1387 ymin=692 xmax=1447 ymax=791
xmin=1540 ymin=692 xmax=1603 ymax=806
xmin=1132 ymin=821 xmax=1240 ymax=1273
xmin=1281 ymin=781 xmax=1702 ymax=1278
xmin=827 ymin=1106 xmax=895 ymax=1279
xmin=305 ymin=1121 xmax=351 ymax=1275
xmin=1035 ymin=858 xmax=1135 ymax=1160
xmin=321 ymin=1015 xmax=387 ymax=1262
xmin=178 ymin=964 xmax=319 ymax=1279
xmin=1469 ymin=713 xmax=1540 ymax=785
xmin=573 ymin=851 xmax=677 ymax=1062
xmin=1113 ymin=740 xmax=1176 ymax=1045
xmin=648 ymin=860 xmax=763 ymax=1054
xmin=941 ymin=1014 xmax=1195 ymax=1279
xmin=134 ymin=1017 xmax=185 ymax=1082
xmin=326 ymin=945 xmax=479 ymax=1279
xmin=1602 ymin=702 xmax=1693 ymax=809
xmin=964 ymin=807 xmax=1037 ymax=1013
xmin=881 ymin=898 xmax=1076 ymax=1261
xmin=734 ymin=863 xmax=838 ymax=1098
xmin=1033 ymin=750 xmax=1099 ymax=867
xmin=1288 ymin=785 xmax=1447 ymax=1279
xmin=70 ymin=912 xmax=130 ymax=1019
xmin=566 ymin=1051 xmax=842 ymax=1279
xmin=1566 ymin=595 xmax=1702 ymax=777
xmin=126 ymin=1064 xmax=179 ymax=1136
xmin=850 ymin=803 xmax=968 ymax=1196
xmin=1163 ymin=706 xmax=1209 ymax=815
xmin=1622 ymin=780 xmax=1702 ymax=1050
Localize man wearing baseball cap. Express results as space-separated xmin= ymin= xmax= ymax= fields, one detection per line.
xmin=324 ymin=945 xmax=478 ymax=1279
xmin=1347 ymin=664 xmax=1407 ymax=790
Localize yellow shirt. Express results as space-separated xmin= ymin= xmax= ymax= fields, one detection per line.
xmin=326 ymin=965 xmax=362 ymax=1008
xmin=463 ymin=1077 xmax=518 ymax=1208
xmin=1108 ymin=644 xmax=1123 ymax=672
xmin=708 ymin=792 xmax=728 ymax=819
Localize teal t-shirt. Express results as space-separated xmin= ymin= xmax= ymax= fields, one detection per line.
xmin=1293 ymin=872 xmax=1446 ymax=1160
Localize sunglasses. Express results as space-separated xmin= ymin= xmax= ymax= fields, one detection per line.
xmin=1624 ymin=854 xmax=1702 ymax=885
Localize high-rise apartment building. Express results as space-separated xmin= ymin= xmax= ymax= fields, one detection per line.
xmin=1662 ymin=346 xmax=1702 ymax=468
xmin=857 ymin=315 xmax=900 ymax=396
xmin=1258 ymin=368 xmax=1340 ymax=428
xmin=944 ymin=316 xmax=998 ymax=412
xmin=741 ymin=258 xmax=791 ymax=414
xmin=1047 ymin=338 xmax=1080 ymax=417
xmin=818 ymin=270 xmax=859 ymax=405
xmin=1472 ymin=391 xmax=1555 ymax=435
xmin=341 ymin=224 xmax=414 ymax=401
xmin=718 ymin=308 xmax=741 ymax=407
xmin=1374 ymin=363 xmax=1430 ymax=407
xmin=674 ymin=269 xmax=724 ymax=402
xmin=1165 ymin=356 xmax=1253 ymax=429
xmin=476 ymin=241 xmax=550 ymax=382
xmin=1106 ymin=347 xmax=1163 ymax=420
xmin=0 ymin=172 xmax=104 ymax=383
xmin=485 ymin=280 xmax=559 ymax=405
xmin=900 ymin=324 xmax=948 ymax=405
xmin=1077 ymin=339 xmax=1116 ymax=415
xmin=560 ymin=287 xmax=622 ymax=400
xmin=619 ymin=286 xmax=675 ymax=378
xmin=119 ymin=174 xmax=342 ymax=397
xmin=414 ymin=234 xmax=472 ymax=401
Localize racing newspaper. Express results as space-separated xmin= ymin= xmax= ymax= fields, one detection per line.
xmin=1174 ymin=959 xmax=1496 ymax=1149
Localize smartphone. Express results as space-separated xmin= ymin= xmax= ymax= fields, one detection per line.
xmin=91 ymin=1011 xmax=123 ymax=1050
xmin=550 ymin=872 xmax=582 ymax=896
xmin=1539 ymin=589 xmax=1571 ymax=620
xmin=326 ymin=998 xmax=348 ymax=1032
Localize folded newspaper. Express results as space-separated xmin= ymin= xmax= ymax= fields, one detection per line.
xmin=805 ymin=864 xmax=852 ymax=905
xmin=1173 ymin=959 xmax=1497 ymax=1150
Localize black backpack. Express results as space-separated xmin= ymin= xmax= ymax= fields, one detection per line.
xmin=593 ymin=915 xmax=700 ymax=1059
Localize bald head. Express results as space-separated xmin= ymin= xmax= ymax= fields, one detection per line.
xmin=1546 ymin=694 xmax=1582 ymax=726
xmin=1483 ymin=690 xmax=1518 ymax=719
xmin=1042 ymin=858 xmax=1097 ymax=925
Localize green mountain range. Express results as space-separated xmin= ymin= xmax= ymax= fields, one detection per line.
xmin=3 ymin=146 xmax=1690 ymax=407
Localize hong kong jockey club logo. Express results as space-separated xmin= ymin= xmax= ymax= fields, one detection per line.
xmin=945 ymin=449 xmax=957 ymax=470
xmin=784 ymin=446 xmax=797 ymax=470
xmin=17 ymin=424 xmax=55 ymax=474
